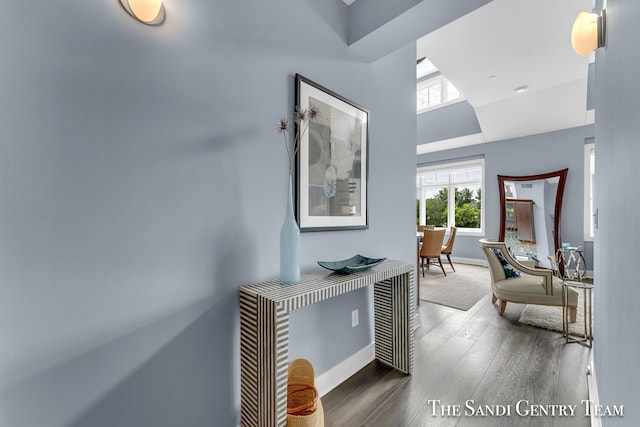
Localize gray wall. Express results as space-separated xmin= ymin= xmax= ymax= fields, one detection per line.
xmin=594 ymin=0 xmax=640 ymax=422
xmin=417 ymin=100 xmax=482 ymax=144
xmin=0 ymin=2 xmax=417 ymax=427
xmin=418 ymin=125 xmax=594 ymax=265
xmin=587 ymin=62 xmax=596 ymax=110
xmin=348 ymin=0 xmax=492 ymax=61
xmin=349 ymin=0 xmax=422 ymax=44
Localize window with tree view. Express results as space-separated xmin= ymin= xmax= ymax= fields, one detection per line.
xmin=416 ymin=160 xmax=484 ymax=232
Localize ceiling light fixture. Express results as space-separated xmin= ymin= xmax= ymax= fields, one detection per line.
xmin=119 ymin=0 xmax=166 ymax=25
xmin=571 ymin=9 xmax=606 ymax=56
xmin=515 ymin=85 xmax=528 ymax=93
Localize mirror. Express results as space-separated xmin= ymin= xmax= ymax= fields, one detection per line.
xmin=498 ymin=169 xmax=568 ymax=269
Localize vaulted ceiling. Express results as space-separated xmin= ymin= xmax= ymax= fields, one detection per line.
xmin=416 ymin=0 xmax=594 ymax=145
xmin=344 ymin=0 xmax=595 ymax=149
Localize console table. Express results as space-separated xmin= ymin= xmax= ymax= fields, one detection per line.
xmin=239 ymin=259 xmax=414 ymax=427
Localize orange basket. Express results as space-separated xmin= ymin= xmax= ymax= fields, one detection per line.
xmin=287 ymin=381 xmax=318 ymax=416
xmin=286 ymin=359 xmax=324 ymax=427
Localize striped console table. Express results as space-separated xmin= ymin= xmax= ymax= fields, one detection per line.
xmin=239 ymin=259 xmax=414 ymax=427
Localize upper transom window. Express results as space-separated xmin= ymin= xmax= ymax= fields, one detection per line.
xmin=417 ymin=75 xmax=463 ymax=114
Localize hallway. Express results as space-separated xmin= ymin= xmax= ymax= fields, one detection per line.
xmin=322 ymin=286 xmax=592 ymax=426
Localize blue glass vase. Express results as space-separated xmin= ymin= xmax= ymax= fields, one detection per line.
xmin=280 ymin=175 xmax=300 ymax=284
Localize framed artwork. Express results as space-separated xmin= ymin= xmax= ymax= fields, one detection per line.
xmin=295 ymin=74 xmax=369 ymax=231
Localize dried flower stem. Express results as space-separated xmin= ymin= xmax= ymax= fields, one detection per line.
xmin=277 ymin=106 xmax=318 ymax=177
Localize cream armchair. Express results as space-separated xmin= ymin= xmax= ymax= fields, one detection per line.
xmin=479 ymin=239 xmax=578 ymax=322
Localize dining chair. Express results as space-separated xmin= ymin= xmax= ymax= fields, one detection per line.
xmin=441 ymin=226 xmax=457 ymax=272
xmin=419 ymin=228 xmax=447 ymax=277
xmin=417 ymin=225 xmax=435 ymax=232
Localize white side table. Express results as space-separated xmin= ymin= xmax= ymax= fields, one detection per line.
xmin=562 ymin=280 xmax=593 ymax=347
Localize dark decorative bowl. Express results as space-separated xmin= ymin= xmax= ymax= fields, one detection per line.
xmin=317 ymin=255 xmax=386 ymax=275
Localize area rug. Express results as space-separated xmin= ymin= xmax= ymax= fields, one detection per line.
xmin=420 ymin=263 xmax=491 ymax=311
xmin=518 ymin=294 xmax=587 ymax=336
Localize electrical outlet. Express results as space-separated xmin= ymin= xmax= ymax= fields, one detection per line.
xmin=351 ymin=309 xmax=359 ymax=327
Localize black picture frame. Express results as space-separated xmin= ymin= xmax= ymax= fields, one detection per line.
xmin=295 ymin=74 xmax=369 ymax=231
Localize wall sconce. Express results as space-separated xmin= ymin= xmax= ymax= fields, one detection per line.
xmin=571 ymin=9 xmax=606 ymax=56
xmin=119 ymin=0 xmax=166 ymax=25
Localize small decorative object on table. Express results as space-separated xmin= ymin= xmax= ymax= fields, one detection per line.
xmin=277 ymin=105 xmax=318 ymax=285
xmin=280 ymin=174 xmax=300 ymax=285
xmin=317 ymin=254 xmax=386 ymax=274
xmin=554 ymin=246 xmax=587 ymax=281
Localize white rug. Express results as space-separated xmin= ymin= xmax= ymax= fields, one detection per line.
xmin=518 ymin=294 xmax=588 ymax=336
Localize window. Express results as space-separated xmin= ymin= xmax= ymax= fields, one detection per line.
xmin=417 ymin=75 xmax=463 ymax=113
xmin=584 ymin=143 xmax=595 ymax=240
xmin=416 ymin=159 xmax=484 ymax=234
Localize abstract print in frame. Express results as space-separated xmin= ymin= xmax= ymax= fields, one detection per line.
xmin=295 ymin=74 xmax=369 ymax=231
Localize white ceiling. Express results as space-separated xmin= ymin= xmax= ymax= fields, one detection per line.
xmin=417 ymin=0 xmax=594 ymax=144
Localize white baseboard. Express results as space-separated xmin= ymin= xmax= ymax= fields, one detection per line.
xmin=587 ymin=354 xmax=601 ymax=427
xmin=451 ymin=256 xmax=487 ymax=267
xmin=315 ymin=344 xmax=375 ymax=397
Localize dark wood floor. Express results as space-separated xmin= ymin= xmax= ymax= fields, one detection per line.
xmin=322 ymin=292 xmax=592 ymax=426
